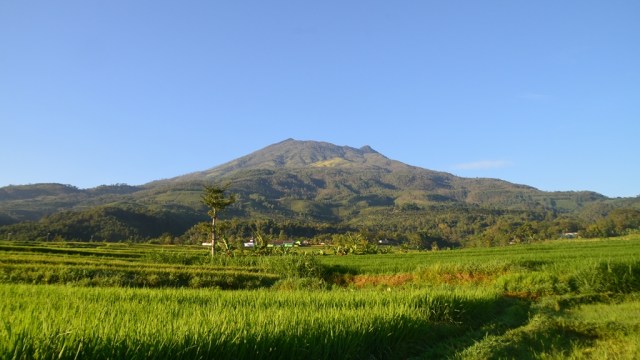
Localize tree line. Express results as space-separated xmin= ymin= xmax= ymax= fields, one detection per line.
xmin=1 ymin=186 xmax=639 ymax=249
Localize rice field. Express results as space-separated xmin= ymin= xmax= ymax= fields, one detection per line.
xmin=1 ymin=235 xmax=640 ymax=359
xmin=0 ymin=285 xmax=507 ymax=359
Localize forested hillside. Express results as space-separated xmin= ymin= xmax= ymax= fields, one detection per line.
xmin=1 ymin=139 xmax=639 ymax=245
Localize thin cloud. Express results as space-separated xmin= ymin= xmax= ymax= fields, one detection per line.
xmin=453 ymin=160 xmax=512 ymax=170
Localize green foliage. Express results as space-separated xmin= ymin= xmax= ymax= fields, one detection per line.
xmin=0 ymin=204 xmax=204 ymax=242
xmin=263 ymin=254 xmax=326 ymax=279
xmin=581 ymin=208 xmax=640 ymax=238
xmin=202 ymin=185 xmax=236 ymax=217
xmin=329 ymin=232 xmax=388 ymax=255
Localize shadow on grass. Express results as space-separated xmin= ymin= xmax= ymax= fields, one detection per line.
xmin=434 ymin=296 xmax=614 ymax=360
xmin=417 ymin=296 xmax=533 ymax=359
xmin=320 ymin=264 xmax=360 ymax=285
xmin=480 ymin=325 xmax=596 ymax=359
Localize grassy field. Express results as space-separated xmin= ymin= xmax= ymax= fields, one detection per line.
xmin=1 ymin=236 xmax=640 ymax=359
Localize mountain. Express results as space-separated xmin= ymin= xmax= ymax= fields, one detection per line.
xmin=153 ymin=138 xmax=415 ymax=183
xmin=151 ymin=138 xmax=608 ymax=214
xmin=1 ymin=139 xmax=638 ymax=242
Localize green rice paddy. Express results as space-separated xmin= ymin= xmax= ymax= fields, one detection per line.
xmin=1 ymin=236 xmax=639 ymax=359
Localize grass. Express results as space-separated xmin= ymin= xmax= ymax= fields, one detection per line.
xmin=1 ymin=235 xmax=640 ymax=358
xmin=318 ymin=235 xmax=640 ymax=275
xmin=455 ymin=294 xmax=640 ymax=359
xmin=0 ymin=284 xmax=509 ymax=359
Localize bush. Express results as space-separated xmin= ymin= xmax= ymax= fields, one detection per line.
xmin=262 ymin=254 xmax=326 ymax=279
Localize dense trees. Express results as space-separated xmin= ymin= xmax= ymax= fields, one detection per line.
xmin=0 ymin=198 xmax=638 ymax=249
xmin=582 ymin=209 xmax=640 ymax=238
xmin=0 ymin=205 xmax=204 ymax=242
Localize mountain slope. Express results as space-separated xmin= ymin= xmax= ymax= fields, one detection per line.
xmin=149 ymin=138 xmax=608 ymax=214
xmin=154 ymin=138 xmax=417 ymax=184
xmin=1 ymin=139 xmax=636 ymax=241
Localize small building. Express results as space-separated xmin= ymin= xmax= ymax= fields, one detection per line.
xmin=562 ymin=232 xmax=579 ymax=239
xmin=243 ymin=238 xmax=255 ymax=248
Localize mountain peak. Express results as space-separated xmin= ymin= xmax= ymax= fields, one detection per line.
xmin=234 ymin=139 xmax=393 ymax=170
xmin=162 ymin=139 xmax=406 ymax=183
xmin=359 ymin=145 xmax=377 ymax=154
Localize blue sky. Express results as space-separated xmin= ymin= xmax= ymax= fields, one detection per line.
xmin=1 ymin=1 xmax=639 ymax=197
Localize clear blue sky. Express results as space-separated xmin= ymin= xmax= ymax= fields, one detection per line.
xmin=1 ymin=1 xmax=639 ymax=197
